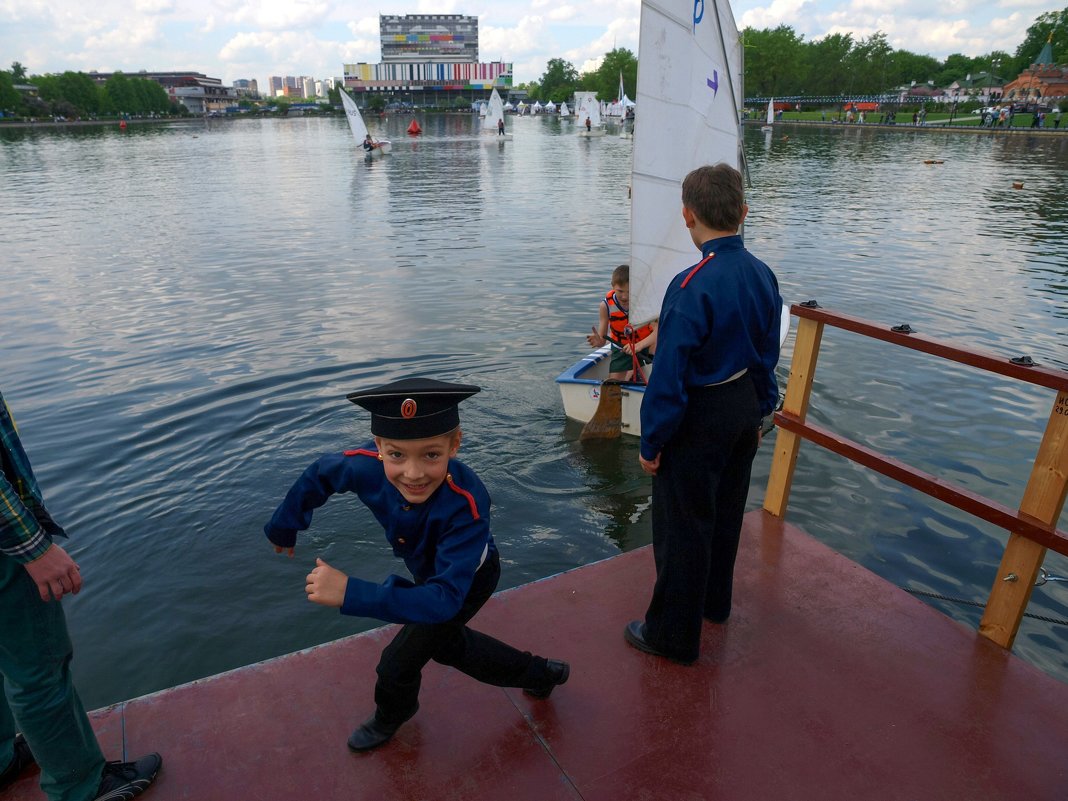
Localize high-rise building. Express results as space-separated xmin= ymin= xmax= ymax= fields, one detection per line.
xmin=380 ymin=14 xmax=478 ymax=64
xmin=302 ymin=77 xmax=316 ymax=98
xmin=344 ymin=14 xmax=510 ymax=106
xmin=268 ymin=76 xmax=284 ymax=96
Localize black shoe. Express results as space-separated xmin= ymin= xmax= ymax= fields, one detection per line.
xmin=0 ymin=734 xmax=36 ymax=791
xmin=93 ymin=753 xmax=162 ymax=800
xmin=623 ymin=620 xmax=696 ymax=666
xmin=523 ymin=659 xmax=570 ymax=699
xmin=347 ymin=706 xmax=417 ymax=753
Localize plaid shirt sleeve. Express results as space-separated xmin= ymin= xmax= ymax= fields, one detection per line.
xmin=0 ymin=470 xmax=50 ymax=563
xmin=0 ymin=395 xmax=53 ymax=564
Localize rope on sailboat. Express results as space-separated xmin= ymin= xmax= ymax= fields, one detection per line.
xmin=623 ymin=326 xmax=648 ymax=384
xmin=902 ymin=587 xmax=1068 ymax=626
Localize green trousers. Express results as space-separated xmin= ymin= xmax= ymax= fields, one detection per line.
xmin=0 ymin=553 xmax=104 ymax=801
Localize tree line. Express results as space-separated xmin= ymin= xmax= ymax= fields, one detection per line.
xmin=0 ymin=62 xmax=178 ymax=119
xmin=522 ymin=7 xmax=1067 ymax=102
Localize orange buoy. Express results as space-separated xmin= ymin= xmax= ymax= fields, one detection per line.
xmin=1012 ymin=181 xmax=1024 ymax=189
xmin=923 ymin=159 xmax=944 ymax=164
xmin=407 ymin=119 xmax=422 ymax=135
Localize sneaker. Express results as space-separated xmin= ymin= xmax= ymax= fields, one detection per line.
xmin=523 ymin=659 xmax=570 ymax=699
xmin=0 ymin=734 xmax=36 ymax=791
xmin=93 ymin=753 xmax=162 ymax=800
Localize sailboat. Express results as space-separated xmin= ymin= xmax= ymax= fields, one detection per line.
xmin=480 ymin=88 xmax=512 ymax=140
xmin=559 ymin=101 xmax=570 ymax=118
xmin=556 ymin=0 xmax=788 ymax=436
xmin=761 ymin=98 xmax=774 ymax=131
xmin=340 ymin=88 xmax=391 ymax=157
xmin=576 ymin=94 xmax=605 ymax=137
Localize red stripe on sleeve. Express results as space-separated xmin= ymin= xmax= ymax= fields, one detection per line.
xmin=680 ymin=253 xmax=715 ymax=288
xmin=446 ymin=475 xmax=481 ymax=520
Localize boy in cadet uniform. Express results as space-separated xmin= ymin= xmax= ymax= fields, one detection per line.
xmin=586 ymin=264 xmax=658 ymax=380
xmin=625 ymin=164 xmax=782 ymax=665
xmin=265 ymin=378 xmax=570 ymax=751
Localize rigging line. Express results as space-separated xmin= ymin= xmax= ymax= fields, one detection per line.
xmin=902 ymin=588 xmax=1068 ymax=627
xmin=708 ymin=0 xmax=750 ymax=186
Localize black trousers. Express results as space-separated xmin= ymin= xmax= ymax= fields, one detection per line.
xmin=643 ymin=374 xmax=761 ymax=662
xmin=373 ymin=551 xmax=549 ymax=724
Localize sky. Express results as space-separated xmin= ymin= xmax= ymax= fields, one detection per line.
xmin=0 ymin=0 xmax=1055 ymax=90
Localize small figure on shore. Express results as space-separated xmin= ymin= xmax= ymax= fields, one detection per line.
xmin=0 ymin=390 xmax=162 ymax=801
xmin=625 ymin=164 xmax=782 ymax=666
xmin=265 ymin=379 xmax=570 ymax=752
xmin=586 ymin=264 xmax=657 ymax=381
xmin=1055 ymin=109 xmax=1062 ymax=129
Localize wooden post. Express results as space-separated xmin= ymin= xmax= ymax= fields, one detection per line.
xmin=764 ymin=315 xmax=825 ymax=518
xmin=979 ymin=391 xmax=1068 ymax=648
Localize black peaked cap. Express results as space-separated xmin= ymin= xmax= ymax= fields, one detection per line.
xmin=346 ymin=378 xmax=480 ymax=440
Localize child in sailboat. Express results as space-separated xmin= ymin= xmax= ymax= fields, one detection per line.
xmin=362 ymin=134 xmax=378 ymax=151
xmin=586 ymin=264 xmax=657 ymax=381
xmin=264 ymin=378 xmax=570 ymax=752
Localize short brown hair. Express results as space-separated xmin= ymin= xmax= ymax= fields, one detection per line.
xmin=611 ymin=264 xmax=630 ymax=286
xmin=681 ymin=164 xmax=745 ymax=231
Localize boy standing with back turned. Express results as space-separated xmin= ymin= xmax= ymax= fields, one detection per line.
xmin=624 ymin=164 xmax=782 ymax=665
xmin=265 ymin=378 xmax=569 ymax=752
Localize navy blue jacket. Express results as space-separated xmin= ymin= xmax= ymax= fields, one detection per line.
xmin=640 ymin=236 xmax=781 ymax=461
xmin=264 ymin=443 xmax=496 ymax=624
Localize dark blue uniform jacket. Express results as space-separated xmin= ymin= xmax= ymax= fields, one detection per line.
xmin=640 ymin=235 xmax=782 ymax=461
xmin=264 ymin=443 xmax=496 ymax=624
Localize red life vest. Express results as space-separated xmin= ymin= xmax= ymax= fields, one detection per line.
xmin=604 ymin=289 xmax=653 ymax=347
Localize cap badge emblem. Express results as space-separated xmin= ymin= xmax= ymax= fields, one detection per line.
xmin=401 ymin=398 xmax=417 ymax=418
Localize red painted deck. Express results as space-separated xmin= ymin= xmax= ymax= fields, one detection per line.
xmin=6 ymin=511 xmax=1068 ymax=801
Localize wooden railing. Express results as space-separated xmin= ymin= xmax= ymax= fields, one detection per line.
xmin=764 ymin=302 xmax=1068 ymax=649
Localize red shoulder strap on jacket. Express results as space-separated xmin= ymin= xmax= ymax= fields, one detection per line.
xmin=343 ymin=448 xmax=379 ymax=458
xmin=680 ymin=253 xmax=715 ymax=288
xmin=445 ymin=474 xmax=481 ymax=520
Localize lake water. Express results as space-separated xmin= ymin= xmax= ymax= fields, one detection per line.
xmin=1 ymin=115 xmax=1066 ymax=708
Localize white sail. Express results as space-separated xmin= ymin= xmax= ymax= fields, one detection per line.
xmin=580 ymin=96 xmax=601 ymax=127
xmin=340 ymin=87 xmax=369 ymax=142
xmin=560 ymin=102 xmax=570 ymax=117
xmin=766 ymin=98 xmax=775 ymax=126
xmin=629 ymin=0 xmax=742 ymax=325
xmin=479 ymin=102 xmax=487 ymax=117
xmin=481 ymin=89 xmax=505 ymax=132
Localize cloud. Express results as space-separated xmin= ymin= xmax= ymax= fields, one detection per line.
xmin=134 ymin=0 xmax=175 ymax=12
xmin=739 ymin=0 xmax=812 ymax=31
xmin=227 ymin=0 xmax=333 ymax=31
xmin=548 ymin=5 xmax=578 ymax=22
xmin=347 ymin=16 xmax=379 ymax=37
xmin=83 ymin=18 xmax=163 ymax=51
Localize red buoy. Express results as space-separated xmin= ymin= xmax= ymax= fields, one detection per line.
xmin=119 ymin=120 xmax=127 ymax=130
xmin=407 ymin=119 xmax=422 ymax=135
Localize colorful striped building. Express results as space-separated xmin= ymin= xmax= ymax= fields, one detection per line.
xmin=344 ymin=14 xmax=512 ymax=103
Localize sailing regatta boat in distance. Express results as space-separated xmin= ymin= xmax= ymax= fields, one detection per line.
xmin=480 ymin=88 xmax=512 ymax=140
xmin=761 ymin=98 xmax=775 ymax=131
xmin=340 ymin=87 xmax=391 ymax=157
xmin=576 ymin=93 xmax=605 ymax=137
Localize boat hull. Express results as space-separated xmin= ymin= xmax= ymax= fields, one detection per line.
xmin=557 ymin=305 xmax=791 ymax=436
xmin=556 ymin=346 xmax=646 ymax=436
xmin=578 ymin=129 xmax=606 ymax=137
